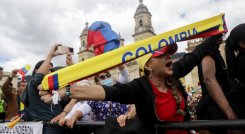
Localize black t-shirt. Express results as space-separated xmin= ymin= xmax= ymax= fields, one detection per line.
xmin=23 ymin=73 xmax=62 ymax=121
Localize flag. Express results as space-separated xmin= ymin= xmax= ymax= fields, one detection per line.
xmin=87 ymin=21 xmax=120 ymax=56
xmin=18 ymin=64 xmax=31 ymax=81
xmin=42 ymin=14 xmax=228 ymax=90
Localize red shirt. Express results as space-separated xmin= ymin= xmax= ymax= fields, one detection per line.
xmin=150 ymin=80 xmax=187 ymax=134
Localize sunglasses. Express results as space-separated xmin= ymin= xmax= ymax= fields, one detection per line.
xmin=98 ymin=73 xmax=111 ymax=80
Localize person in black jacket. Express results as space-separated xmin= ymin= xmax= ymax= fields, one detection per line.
xmin=39 ymin=35 xmax=222 ymax=134
xmin=197 ymin=24 xmax=245 ymax=134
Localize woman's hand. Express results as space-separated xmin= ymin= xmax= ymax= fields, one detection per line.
xmin=40 ymin=94 xmax=52 ymax=104
xmin=117 ymin=114 xmax=130 ymax=127
xmin=50 ymin=112 xmax=67 ymax=124
xmin=58 ymin=118 xmax=67 ymax=126
xmin=66 ymin=116 xmax=77 ymax=129
xmin=66 ymin=54 xmax=74 ymax=66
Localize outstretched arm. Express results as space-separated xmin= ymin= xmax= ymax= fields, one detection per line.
xmin=173 ymin=34 xmax=222 ymax=79
xmin=39 ymin=85 xmax=106 ymax=102
xmin=30 ymin=44 xmax=64 ymax=93
xmin=2 ymin=69 xmax=18 ymax=99
xmin=39 ymin=80 xmax=138 ymax=104
xmin=36 ymin=44 xmax=61 ymax=75
xmin=69 ymin=85 xmax=106 ymax=101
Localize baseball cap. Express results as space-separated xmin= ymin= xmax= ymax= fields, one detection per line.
xmin=137 ymin=44 xmax=178 ymax=74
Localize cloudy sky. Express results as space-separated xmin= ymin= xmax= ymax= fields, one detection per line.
xmin=0 ymin=0 xmax=244 ymax=72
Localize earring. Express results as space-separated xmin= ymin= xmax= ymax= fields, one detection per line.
xmin=147 ymin=67 xmax=153 ymax=79
xmin=149 ymin=68 xmax=153 ymax=79
xmin=144 ymin=65 xmax=153 ymax=79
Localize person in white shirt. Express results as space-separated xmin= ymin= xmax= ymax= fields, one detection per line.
xmin=51 ymin=64 xmax=130 ymax=129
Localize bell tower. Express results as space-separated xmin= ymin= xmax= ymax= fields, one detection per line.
xmin=78 ymin=22 xmax=94 ymax=62
xmin=132 ymin=0 xmax=155 ymax=41
xmin=126 ymin=0 xmax=155 ymax=80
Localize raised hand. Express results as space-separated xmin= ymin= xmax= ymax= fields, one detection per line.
xmin=48 ymin=44 xmax=62 ymax=58
xmin=196 ymin=34 xmax=223 ymax=51
xmin=66 ymin=54 xmax=74 ymax=66
xmin=10 ymin=69 xmax=19 ymax=78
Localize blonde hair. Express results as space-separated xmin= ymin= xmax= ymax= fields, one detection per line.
xmin=166 ymin=77 xmax=186 ymax=116
xmin=144 ymin=60 xmax=186 ymax=116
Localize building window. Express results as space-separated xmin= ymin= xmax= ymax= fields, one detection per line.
xmin=82 ymin=41 xmax=85 ymax=46
xmin=139 ymin=19 xmax=143 ymax=26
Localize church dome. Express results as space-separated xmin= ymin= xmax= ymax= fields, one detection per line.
xmin=80 ymin=22 xmax=89 ymax=37
xmin=134 ymin=0 xmax=151 ymax=17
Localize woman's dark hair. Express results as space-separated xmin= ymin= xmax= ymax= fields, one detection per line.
xmin=32 ymin=60 xmax=53 ymax=76
xmin=225 ymin=23 xmax=245 ymax=71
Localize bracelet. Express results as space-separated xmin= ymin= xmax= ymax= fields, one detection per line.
xmin=65 ymin=85 xmax=71 ymax=99
xmin=63 ymin=111 xmax=68 ymax=115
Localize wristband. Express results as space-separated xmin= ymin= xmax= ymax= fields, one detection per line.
xmin=63 ymin=111 xmax=68 ymax=115
xmin=65 ymin=85 xmax=71 ymax=99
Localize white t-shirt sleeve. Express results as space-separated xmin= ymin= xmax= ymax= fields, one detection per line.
xmin=77 ymin=102 xmax=92 ymax=116
xmin=117 ymin=68 xmax=130 ymax=84
xmin=65 ymin=113 xmax=72 ymax=119
xmin=64 ymin=102 xmax=82 ymax=119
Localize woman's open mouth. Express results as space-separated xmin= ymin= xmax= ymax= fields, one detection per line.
xmin=165 ymin=60 xmax=173 ymax=70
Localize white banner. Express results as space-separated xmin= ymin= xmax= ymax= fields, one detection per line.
xmin=0 ymin=122 xmax=43 ymax=134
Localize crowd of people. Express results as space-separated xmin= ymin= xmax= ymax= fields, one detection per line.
xmin=0 ymin=23 xmax=245 ymax=134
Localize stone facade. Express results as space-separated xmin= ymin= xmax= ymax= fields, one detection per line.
xmin=128 ymin=0 xmax=155 ymax=80
xmin=77 ymin=22 xmax=94 ymax=62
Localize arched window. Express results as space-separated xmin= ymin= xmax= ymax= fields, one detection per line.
xmin=82 ymin=40 xmax=85 ymax=46
xmin=139 ymin=19 xmax=143 ymax=26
